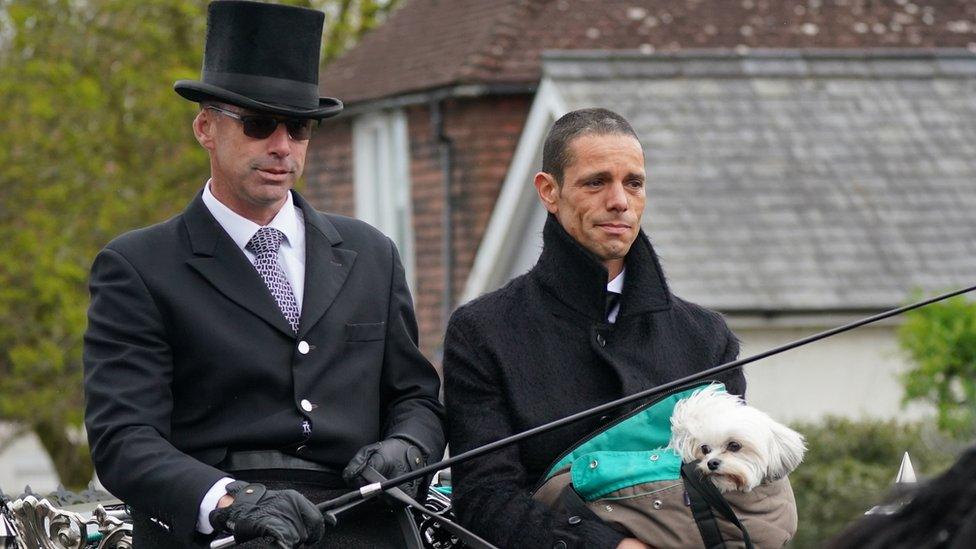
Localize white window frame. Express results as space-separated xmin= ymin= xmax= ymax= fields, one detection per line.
xmin=353 ymin=109 xmax=415 ymax=289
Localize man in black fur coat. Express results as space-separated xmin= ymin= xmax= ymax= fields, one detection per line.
xmin=443 ymin=108 xmax=745 ymax=549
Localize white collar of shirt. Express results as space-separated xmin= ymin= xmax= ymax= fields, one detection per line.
xmin=607 ymin=268 xmax=625 ymax=294
xmin=202 ymin=180 xmax=302 ymax=253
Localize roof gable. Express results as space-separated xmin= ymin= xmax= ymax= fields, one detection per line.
xmin=322 ymin=0 xmax=976 ymax=104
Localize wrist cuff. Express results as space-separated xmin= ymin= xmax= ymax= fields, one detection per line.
xmin=197 ymin=477 xmax=236 ymax=534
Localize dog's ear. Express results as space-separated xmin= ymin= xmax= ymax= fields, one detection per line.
xmin=669 ymin=401 xmax=698 ymax=461
xmin=765 ymin=422 xmax=806 ymax=481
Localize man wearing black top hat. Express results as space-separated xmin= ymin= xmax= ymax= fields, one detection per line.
xmin=83 ymin=2 xmax=445 ymax=547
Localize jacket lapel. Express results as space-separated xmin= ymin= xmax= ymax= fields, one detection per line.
xmin=182 ymin=192 xmax=296 ymax=337
xmin=294 ymin=193 xmax=356 ymax=337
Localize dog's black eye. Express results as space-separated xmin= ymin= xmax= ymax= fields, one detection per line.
xmin=727 ymin=441 xmax=742 ymax=452
xmin=700 ymin=444 xmax=711 ymax=454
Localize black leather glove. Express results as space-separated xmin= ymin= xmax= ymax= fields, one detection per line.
xmin=342 ymin=437 xmax=427 ymax=499
xmin=209 ymin=481 xmax=324 ymax=548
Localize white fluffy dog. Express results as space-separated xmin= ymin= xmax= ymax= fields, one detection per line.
xmin=668 ymin=385 xmax=806 ymax=493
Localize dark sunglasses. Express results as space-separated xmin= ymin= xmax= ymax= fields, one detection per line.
xmin=206 ymin=105 xmax=316 ymax=140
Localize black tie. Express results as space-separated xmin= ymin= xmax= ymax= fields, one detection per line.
xmin=605 ymin=291 xmax=621 ymax=320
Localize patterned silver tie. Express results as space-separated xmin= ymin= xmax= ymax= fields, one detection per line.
xmin=247 ymin=227 xmax=300 ymax=333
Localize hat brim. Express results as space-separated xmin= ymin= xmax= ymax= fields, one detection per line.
xmin=174 ymin=80 xmax=343 ymax=119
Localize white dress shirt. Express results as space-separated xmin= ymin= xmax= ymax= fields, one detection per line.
xmin=607 ymin=268 xmax=625 ymax=323
xmin=194 ymin=181 xmax=308 ymax=533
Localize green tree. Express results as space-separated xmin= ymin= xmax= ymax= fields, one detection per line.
xmin=0 ymin=0 xmax=209 ymax=490
xmin=0 ymin=0 xmax=399 ymax=490
xmin=897 ymin=295 xmax=976 ymax=438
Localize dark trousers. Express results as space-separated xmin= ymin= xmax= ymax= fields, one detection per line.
xmin=133 ymin=470 xmax=409 ymax=548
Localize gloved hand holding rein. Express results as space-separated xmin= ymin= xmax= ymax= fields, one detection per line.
xmin=209 ymin=481 xmax=324 ymax=548
xmin=342 ymin=437 xmax=427 ymax=499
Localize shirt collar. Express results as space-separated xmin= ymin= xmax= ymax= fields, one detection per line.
xmin=607 ymin=269 xmax=626 ymax=294
xmin=202 ymin=180 xmax=301 ymax=252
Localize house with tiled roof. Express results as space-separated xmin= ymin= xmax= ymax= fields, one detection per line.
xmin=304 ymin=0 xmax=976 ymax=421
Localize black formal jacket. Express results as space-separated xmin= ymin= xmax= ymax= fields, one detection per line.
xmin=83 ymin=190 xmax=445 ymax=541
xmin=443 ymin=215 xmax=745 ymax=549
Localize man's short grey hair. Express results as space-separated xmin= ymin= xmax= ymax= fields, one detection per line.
xmin=541 ymin=108 xmax=641 ymax=185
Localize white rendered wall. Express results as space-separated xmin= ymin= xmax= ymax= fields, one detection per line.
xmin=735 ymin=321 xmax=933 ymax=423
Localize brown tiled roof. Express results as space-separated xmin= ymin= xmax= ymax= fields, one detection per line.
xmin=321 ymin=0 xmax=976 ymax=104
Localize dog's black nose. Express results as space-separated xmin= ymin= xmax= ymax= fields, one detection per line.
xmin=707 ymin=459 xmax=721 ymax=471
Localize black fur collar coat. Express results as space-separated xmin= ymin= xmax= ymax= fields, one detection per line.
xmin=444 ymin=214 xmax=745 ymax=549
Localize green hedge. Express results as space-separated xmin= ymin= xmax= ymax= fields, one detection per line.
xmin=787 ymin=417 xmax=963 ymax=547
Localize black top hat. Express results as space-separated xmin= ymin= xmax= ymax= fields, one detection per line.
xmin=174 ymin=1 xmax=342 ymax=119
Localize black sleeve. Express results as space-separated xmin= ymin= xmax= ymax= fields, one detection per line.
xmin=715 ymin=325 xmax=746 ymax=398
xmin=443 ymin=317 xmax=626 ymax=549
xmin=83 ymin=247 xmax=226 ymax=541
xmin=378 ymin=240 xmax=446 ymax=460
